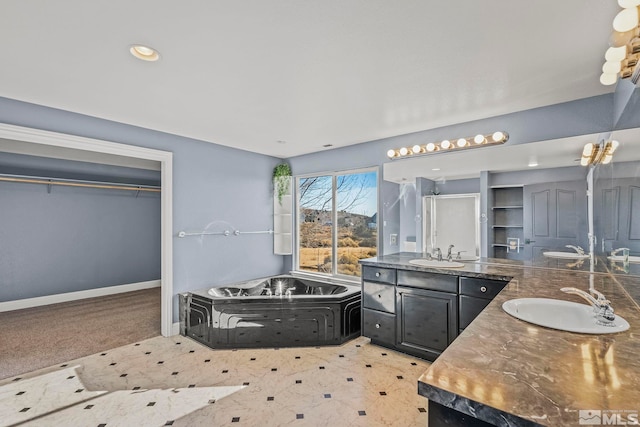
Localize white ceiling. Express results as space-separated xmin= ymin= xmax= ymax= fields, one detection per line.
xmin=0 ymin=1 xmax=620 ymax=158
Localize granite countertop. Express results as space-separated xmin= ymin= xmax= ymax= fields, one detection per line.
xmin=361 ymin=253 xmax=640 ymax=426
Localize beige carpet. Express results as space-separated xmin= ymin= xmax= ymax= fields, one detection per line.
xmin=0 ymin=287 xmax=161 ymax=380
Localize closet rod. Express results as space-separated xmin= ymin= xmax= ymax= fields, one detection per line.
xmin=0 ymin=173 xmax=161 ymax=193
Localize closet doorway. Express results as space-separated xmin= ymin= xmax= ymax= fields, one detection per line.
xmin=0 ymin=124 xmax=173 ymax=379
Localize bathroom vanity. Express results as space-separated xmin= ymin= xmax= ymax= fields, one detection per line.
xmin=361 ymin=263 xmax=509 ymax=361
xmin=360 ymin=253 xmax=640 ymax=426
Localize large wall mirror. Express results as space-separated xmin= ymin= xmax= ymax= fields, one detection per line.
xmin=383 ymin=83 xmax=640 ymax=277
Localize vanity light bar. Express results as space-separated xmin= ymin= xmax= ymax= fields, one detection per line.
xmin=386 ymin=131 xmax=508 ymax=159
xmin=580 ymin=140 xmax=619 ymax=166
xmin=600 ymin=0 xmax=640 ymax=85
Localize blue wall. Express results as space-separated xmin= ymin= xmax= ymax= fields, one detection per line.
xmin=0 ymin=153 xmax=161 ymax=301
xmin=0 ymin=97 xmax=285 ymax=319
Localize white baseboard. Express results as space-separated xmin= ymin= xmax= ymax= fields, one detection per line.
xmin=0 ymin=280 xmax=161 ymax=313
xmin=171 ymin=322 xmax=181 ymax=336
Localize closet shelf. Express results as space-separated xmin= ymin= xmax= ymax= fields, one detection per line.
xmin=0 ymin=173 xmax=161 ymax=193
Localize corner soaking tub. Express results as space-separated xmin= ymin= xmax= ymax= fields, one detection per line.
xmin=179 ymin=275 xmax=361 ymax=349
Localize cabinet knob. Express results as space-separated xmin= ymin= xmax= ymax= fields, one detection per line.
xmin=375 ymin=323 xmax=381 ymax=329
xmin=375 ymin=272 xmax=381 ymax=277
xmin=480 ymin=286 xmax=487 ymax=293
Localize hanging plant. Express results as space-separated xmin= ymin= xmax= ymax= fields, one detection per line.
xmin=273 ymin=163 xmax=292 ymax=205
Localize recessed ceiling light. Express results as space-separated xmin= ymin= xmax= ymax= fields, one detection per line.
xmin=323 ymin=144 xmax=333 ymax=148
xmin=129 ymin=44 xmax=160 ymax=61
xmin=528 ymin=161 xmax=539 ymax=167
xmin=432 ymin=168 xmax=441 ymax=171
xmin=276 ymin=140 xmax=287 ymax=144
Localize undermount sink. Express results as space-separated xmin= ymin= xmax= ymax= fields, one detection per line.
xmin=502 ymin=298 xmax=630 ymax=334
xmin=408 ymin=259 xmax=465 ymax=268
xmin=608 ymin=255 xmax=640 ymax=264
xmin=542 ymin=251 xmax=589 ymax=260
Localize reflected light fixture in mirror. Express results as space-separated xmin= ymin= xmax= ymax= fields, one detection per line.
xmin=580 ymin=140 xmax=619 ymax=166
xmin=386 ymin=131 xmax=508 ymax=159
xmin=601 ymin=0 xmax=640 ymax=85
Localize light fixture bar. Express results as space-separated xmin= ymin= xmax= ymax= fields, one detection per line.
xmin=386 ymin=131 xmax=508 ymax=160
xmin=600 ymin=4 xmax=640 ymax=85
xmin=580 ymin=140 xmax=619 ymax=166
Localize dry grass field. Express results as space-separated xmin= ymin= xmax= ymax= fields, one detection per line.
xmin=299 ymin=246 xmax=376 ymax=276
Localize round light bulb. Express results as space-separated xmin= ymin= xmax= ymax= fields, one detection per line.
xmin=602 ymin=61 xmax=622 ymax=74
xmin=399 ymin=147 xmax=409 ymax=156
xmin=613 ymin=7 xmax=640 ymax=33
xmin=456 ymin=138 xmax=467 ymax=147
xmin=473 ymin=134 xmax=485 ymax=144
xmin=582 ymin=143 xmax=595 ymax=156
xmin=426 ymin=143 xmax=436 ymax=152
xmin=619 ymin=0 xmax=640 ymax=8
xmin=387 ymin=149 xmax=396 ymax=158
xmin=600 ymin=72 xmax=618 ymax=85
xmin=441 ymin=140 xmax=451 ymax=149
xmin=412 ymin=144 xmax=422 ymax=154
xmin=605 ymin=45 xmax=628 ymax=62
xmin=492 ymin=131 xmax=505 ymax=142
xmin=610 ymin=140 xmax=620 ymax=153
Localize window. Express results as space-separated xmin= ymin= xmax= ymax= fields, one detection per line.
xmin=296 ymin=168 xmax=378 ymax=278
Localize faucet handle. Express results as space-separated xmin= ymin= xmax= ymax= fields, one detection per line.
xmin=589 ymin=289 xmax=610 ymax=304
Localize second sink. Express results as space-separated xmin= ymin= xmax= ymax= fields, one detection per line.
xmin=502 ymin=298 xmax=630 ymax=334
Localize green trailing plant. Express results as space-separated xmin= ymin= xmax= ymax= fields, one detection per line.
xmin=273 ymin=163 xmax=292 ymax=205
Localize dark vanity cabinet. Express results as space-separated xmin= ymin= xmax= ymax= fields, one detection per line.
xmin=458 ymin=277 xmax=508 ymax=334
xmin=362 ymin=266 xmax=397 ymax=347
xmin=361 ymin=265 xmax=510 ymax=361
xmin=396 ymin=271 xmax=458 ymax=360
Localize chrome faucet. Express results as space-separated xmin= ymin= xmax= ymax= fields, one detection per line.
xmin=611 ymin=247 xmax=630 ymax=256
xmin=565 ymin=245 xmax=585 ymax=256
xmin=434 ymin=247 xmax=442 ymax=262
xmin=561 ymin=287 xmax=616 ymax=325
xmin=447 ymin=245 xmax=455 ymax=261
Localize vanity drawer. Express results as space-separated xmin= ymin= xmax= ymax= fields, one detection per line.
xmin=363 ymin=281 xmax=396 ymax=313
xmin=363 ymin=308 xmax=395 ymax=345
xmin=362 ymin=266 xmax=396 ymax=285
xmin=459 ymin=277 xmax=508 ymax=299
xmin=397 ymin=270 xmax=458 ymax=293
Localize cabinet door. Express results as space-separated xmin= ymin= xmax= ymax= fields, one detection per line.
xmin=459 ymin=295 xmax=491 ymax=330
xmin=396 ymin=287 xmax=458 ymax=361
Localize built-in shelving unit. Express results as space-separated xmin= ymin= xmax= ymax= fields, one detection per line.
xmin=490 ymin=186 xmax=524 ymax=259
xmin=274 ymin=177 xmax=293 ymax=255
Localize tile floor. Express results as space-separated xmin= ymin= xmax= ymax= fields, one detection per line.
xmin=0 ymin=335 xmax=430 ymax=426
